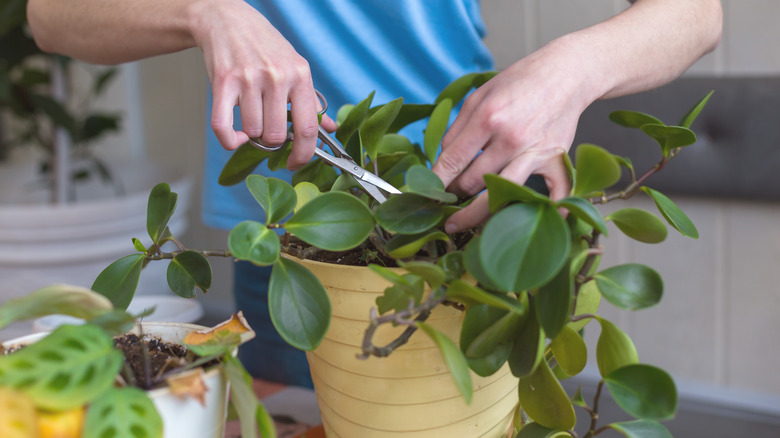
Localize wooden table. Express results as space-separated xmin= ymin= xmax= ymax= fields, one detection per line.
xmin=223 ymin=379 xmax=324 ymax=438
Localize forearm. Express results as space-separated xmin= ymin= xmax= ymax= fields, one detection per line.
xmin=538 ymin=0 xmax=722 ymax=112
xmin=27 ymin=0 xmax=223 ymax=65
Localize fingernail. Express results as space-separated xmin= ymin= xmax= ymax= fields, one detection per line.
xmin=445 ymin=222 xmax=458 ymax=234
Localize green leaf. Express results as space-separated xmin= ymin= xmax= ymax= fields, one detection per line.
xmin=246 ymin=175 xmax=297 ymax=224
xmin=610 ymin=419 xmax=672 ymax=438
xmin=336 ymin=104 xmax=354 ymax=125
xmin=375 ymin=276 xmax=424 ymax=314
xmin=404 ymin=164 xmax=457 ymax=203
xmin=291 ymin=158 xmax=338 ymax=192
xmin=397 ymin=261 xmax=446 ymax=290
xmin=336 ymin=91 xmax=374 ymax=145
xmin=423 ymin=98 xmax=453 ymax=163
xmin=377 ymin=133 xmax=415 ymax=155
xmin=386 ymin=231 xmax=450 ymax=259
xmin=0 ymin=285 xmax=112 ymax=330
xmin=445 ymin=279 xmax=525 ymax=314
xmin=550 ymin=326 xmax=587 ymax=376
xmin=555 ymin=197 xmax=608 ymax=235
xmin=568 ymin=280 xmax=601 ymax=332
xmin=535 ymin=258 xmax=573 ymax=339
xmin=595 ymin=264 xmax=663 ymax=310
xmin=437 ymin=251 xmax=466 ymax=282
xmin=285 ymin=192 xmax=375 ymax=251
xmin=608 ymin=111 xmax=664 ymax=128
xmin=167 ymin=250 xmax=213 ymax=298
xmin=596 ymin=317 xmax=639 ymax=377
xmin=517 ymin=361 xmax=577 ymax=430
xmin=434 ymin=71 xmax=497 ymax=105
xmin=375 ymin=193 xmax=442 ymax=234
xmin=379 ymin=154 xmax=423 ymax=189
xmin=642 ymin=187 xmax=698 ymax=238
xmin=463 ymin=236 xmax=500 ymax=291
xmin=223 ymin=356 xmax=277 ymax=438
xmin=460 ymin=305 xmax=513 ymax=377
xmin=265 ymin=141 xmax=291 ymax=171
xmin=465 ymin=311 xmax=525 ymax=358
xmin=268 ymin=258 xmax=331 ymax=350
xmin=417 ymin=322 xmax=473 ymax=404
xmin=605 ymin=364 xmax=678 ymax=420
xmin=641 ymin=124 xmax=697 ymax=156
xmin=0 ymin=325 xmax=123 ymax=411
xmin=92 ymin=254 xmax=145 ymax=310
xmin=508 ymin=307 xmax=545 ymax=378
xmin=607 ymin=208 xmax=668 ymax=243
xmin=228 ymin=221 xmax=280 ymax=266
xmin=516 ymin=422 xmax=572 ymax=438
xmin=132 ymin=237 xmax=146 ymax=253
xmin=360 ymin=97 xmax=403 ymax=162
xmin=388 ymin=103 xmax=436 ymax=133
xmin=83 ymin=387 xmax=163 ymax=438
xmin=677 ymin=90 xmax=714 ymax=129
xmin=485 ymin=174 xmax=551 ymax=212
xmin=147 ymin=183 xmax=178 ymax=243
xmin=572 ymin=143 xmax=621 ymax=197
xmin=572 ymin=386 xmax=587 ymax=408
xmin=480 ymin=203 xmax=570 ymax=292
xmin=293 ymin=182 xmax=321 ymax=213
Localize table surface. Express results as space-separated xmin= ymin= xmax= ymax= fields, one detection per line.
xmin=223 ymin=379 xmax=324 ymax=438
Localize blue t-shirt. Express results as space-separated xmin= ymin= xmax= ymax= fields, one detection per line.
xmin=203 ymin=0 xmax=494 ymax=229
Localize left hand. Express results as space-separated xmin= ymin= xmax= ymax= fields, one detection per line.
xmin=432 ymin=49 xmax=589 ymax=233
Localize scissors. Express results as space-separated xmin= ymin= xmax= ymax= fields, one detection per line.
xmin=247 ymin=90 xmax=401 ymax=204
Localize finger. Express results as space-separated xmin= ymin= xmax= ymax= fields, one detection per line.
xmin=445 ymin=140 xmax=507 ymax=197
xmin=444 ymin=192 xmax=490 ymax=234
xmin=238 ymin=82 xmax=264 ymax=140
xmin=287 ymin=85 xmax=320 ymax=169
xmin=321 ymin=113 xmax=338 ymax=132
xmin=440 ymin=85 xmax=483 ymax=148
xmin=538 ymin=152 xmax=571 ymax=201
xmin=211 ymin=83 xmax=247 ymax=150
xmin=432 ymin=116 xmax=492 ymax=189
xmin=261 ymin=86 xmax=290 ymax=149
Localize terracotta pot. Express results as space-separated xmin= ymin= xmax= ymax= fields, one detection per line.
xmin=298 ymin=257 xmax=519 ymax=437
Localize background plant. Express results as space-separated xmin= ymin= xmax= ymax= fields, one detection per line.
xmin=93 ymin=71 xmax=711 ymax=437
xmin=0 ymin=0 xmax=122 ymax=202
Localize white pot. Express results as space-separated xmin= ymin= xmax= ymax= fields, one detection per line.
xmin=3 ymin=322 xmax=229 ymax=438
xmin=0 ymin=159 xmax=194 ymax=331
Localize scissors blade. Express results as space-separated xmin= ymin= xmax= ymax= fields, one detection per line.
xmin=312 ymin=148 xmax=400 ymax=203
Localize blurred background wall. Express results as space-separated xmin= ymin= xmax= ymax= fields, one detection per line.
xmin=39 ymin=0 xmax=780 ymax=422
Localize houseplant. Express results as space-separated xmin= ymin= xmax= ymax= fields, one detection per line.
xmin=94 ymin=71 xmax=712 ymax=437
xmin=0 ymin=0 xmax=193 ymax=318
xmin=0 ymin=284 xmax=275 ymax=438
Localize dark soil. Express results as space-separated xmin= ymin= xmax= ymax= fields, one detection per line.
xmin=114 ymin=333 xmax=218 ymax=390
xmin=283 ymin=229 xmax=476 ymax=267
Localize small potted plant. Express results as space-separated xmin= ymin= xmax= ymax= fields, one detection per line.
xmin=95 ymin=72 xmax=711 ymax=437
xmin=0 ymin=284 xmax=274 ymax=438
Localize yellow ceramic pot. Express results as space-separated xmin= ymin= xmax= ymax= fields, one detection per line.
xmin=299 ymin=257 xmax=519 ymax=437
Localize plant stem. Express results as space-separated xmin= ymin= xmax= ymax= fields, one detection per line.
xmin=591 ymin=155 xmax=669 ymax=204
xmin=583 ymin=380 xmax=605 ymax=438
xmin=358 ymin=289 xmax=447 ymax=359
xmin=145 ymin=249 xmax=232 ymax=261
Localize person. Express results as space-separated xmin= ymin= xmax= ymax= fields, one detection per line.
xmin=27 ymin=0 xmax=722 ymax=387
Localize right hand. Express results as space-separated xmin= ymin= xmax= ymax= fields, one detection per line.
xmin=190 ymin=0 xmax=335 ymax=169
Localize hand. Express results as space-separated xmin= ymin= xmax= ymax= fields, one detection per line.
xmin=191 ymin=0 xmax=335 ymax=169
xmin=432 ymin=48 xmax=591 ymax=233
